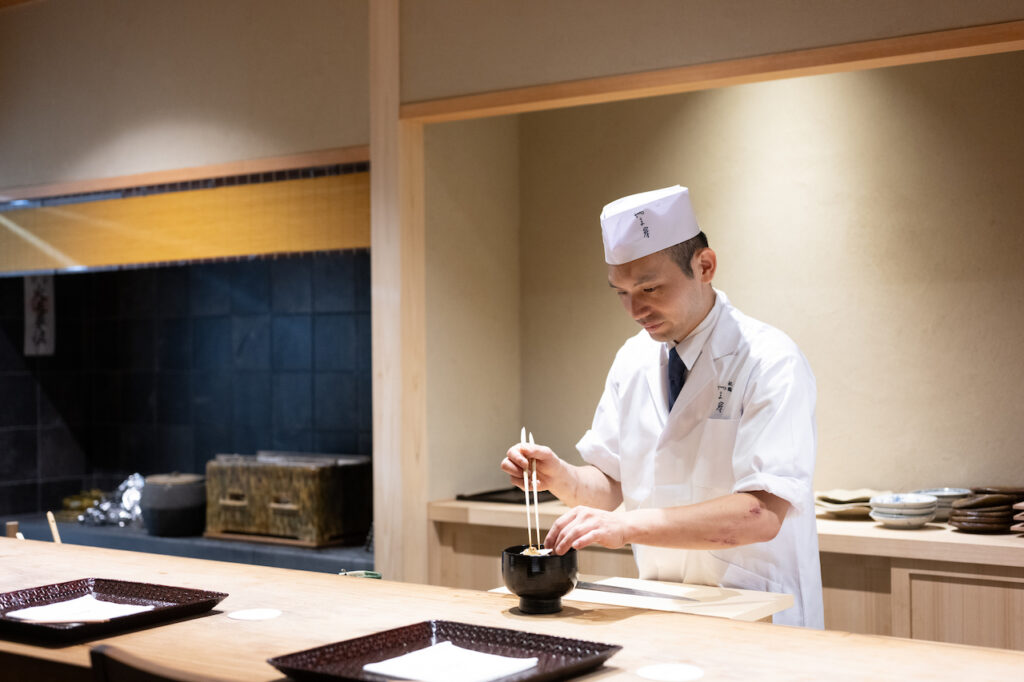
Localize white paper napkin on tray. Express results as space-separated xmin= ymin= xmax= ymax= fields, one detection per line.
xmin=5 ymin=594 xmax=155 ymax=623
xmin=362 ymin=640 xmax=538 ymax=682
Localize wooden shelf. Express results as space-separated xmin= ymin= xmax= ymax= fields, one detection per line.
xmin=428 ymin=499 xmax=567 ymax=527
xmin=816 ymin=516 xmax=1024 ymax=567
xmin=428 ymin=499 xmax=1024 ymax=567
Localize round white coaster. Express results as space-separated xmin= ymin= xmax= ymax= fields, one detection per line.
xmin=635 ymin=662 xmax=705 ymax=681
xmin=226 ymin=608 xmax=282 ymax=621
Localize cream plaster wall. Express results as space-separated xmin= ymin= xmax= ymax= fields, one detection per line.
xmin=0 ymin=0 xmax=368 ymax=189
xmin=424 ymin=116 xmax=521 ymax=501
xmin=400 ymin=0 xmax=1024 ymax=102
xmin=518 ymin=50 xmax=1024 ymax=492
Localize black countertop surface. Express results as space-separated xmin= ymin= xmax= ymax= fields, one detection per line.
xmin=7 ymin=514 xmax=374 ymax=575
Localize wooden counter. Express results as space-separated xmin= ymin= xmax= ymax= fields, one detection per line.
xmin=429 ymin=499 xmax=1024 ymax=649
xmin=4 ymin=538 xmax=1024 ymax=681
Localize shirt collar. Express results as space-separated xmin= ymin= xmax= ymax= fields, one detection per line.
xmin=665 ymin=289 xmax=722 ymax=370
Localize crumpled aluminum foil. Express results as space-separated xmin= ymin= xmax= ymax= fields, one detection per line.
xmin=78 ymin=473 xmax=145 ymax=527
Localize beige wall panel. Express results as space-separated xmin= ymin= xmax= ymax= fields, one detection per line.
xmin=400 ymin=0 xmax=1024 ymax=102
xmin=518 ymin=50 xmax=1024 ymax=490
xmin=424 ymin=116 xmax=521 ymax=501
xmin=0 ymin=0 xmax=368 ymax=189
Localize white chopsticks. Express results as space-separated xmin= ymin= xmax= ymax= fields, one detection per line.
xmin=529 ymin=432 xmax=540 ymax=548
xmin=520 ymin=427 xmax=532 ymax=549
xmin=520 ymin=427 xmax=542 ymax=551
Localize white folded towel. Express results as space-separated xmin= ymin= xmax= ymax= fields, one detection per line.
xmin=5 ymin=593 xmax=155 ymax=623
xmin=362 ymin=640 xmax=538 ymax=682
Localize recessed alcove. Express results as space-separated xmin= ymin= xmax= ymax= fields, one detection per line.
xmin=421 ymin=49 xmax=1024 ymax=507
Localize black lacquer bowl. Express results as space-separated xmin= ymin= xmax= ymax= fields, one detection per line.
xmin=501 ymin=546 xmax=577 ymax=614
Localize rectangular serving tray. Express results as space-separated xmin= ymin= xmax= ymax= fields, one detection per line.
xmin=0 ymin=577 xmax=227 ymax=643
xmin=267 ymin=619 xmax=621 ymax=682
xmin=456 ymin=488 xmax=556 ymax=505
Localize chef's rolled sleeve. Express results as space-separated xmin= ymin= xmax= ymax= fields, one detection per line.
xmin=733 ymin=473 xmax=812 ymax=516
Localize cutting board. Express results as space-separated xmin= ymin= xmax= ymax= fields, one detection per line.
xmin=491 ymin=575 xmax=792 ymax=622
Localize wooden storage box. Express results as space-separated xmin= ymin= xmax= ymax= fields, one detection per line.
xmin=205 ymin=453 xmax=371 ymax=547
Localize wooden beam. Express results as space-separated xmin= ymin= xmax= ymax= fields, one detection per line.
xmin=0 ymin=145 xmax=369 ymax=202
xmin=370 ymin=0 xmax=428 ymax=584
xmin=401 ymin=20 xmax=1024 ymax=123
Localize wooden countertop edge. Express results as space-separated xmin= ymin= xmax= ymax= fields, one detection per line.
xmin=429 ymin=499 xmax=1024 ymax=567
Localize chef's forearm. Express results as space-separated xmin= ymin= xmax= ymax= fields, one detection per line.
xmin=555 ymin=463 xmax=623 ymax=511
xmin=624 ymin=491 xmax=787 ymax=549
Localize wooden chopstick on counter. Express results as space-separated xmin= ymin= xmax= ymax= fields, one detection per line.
xmin=46 ymin=511 xmax=62 ymax=544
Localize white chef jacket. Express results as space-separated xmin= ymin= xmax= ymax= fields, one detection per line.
xmin=577 ymin=290 xmax=823 ymax=628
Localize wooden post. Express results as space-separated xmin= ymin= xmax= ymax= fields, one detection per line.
xmin=370 ymin=0 xmax=428 ymax=584
xmin=5 ymin=521 xmax=18 ymax=538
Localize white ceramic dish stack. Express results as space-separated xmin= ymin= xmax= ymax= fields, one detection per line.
xmin=868 ymin=493 xmax=938 ymax=529
xmin=910 ymin=488 xmax=971 ymax=522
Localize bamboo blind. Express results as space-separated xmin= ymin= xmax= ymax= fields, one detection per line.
xmin=0 ymin=171 xmax=370 ymax=274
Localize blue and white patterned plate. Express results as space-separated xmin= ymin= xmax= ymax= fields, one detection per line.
xmin=869 ymin=493 xmax=938 ymax=509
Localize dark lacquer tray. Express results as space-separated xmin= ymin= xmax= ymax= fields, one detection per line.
xmin=267 ymin=619 xmax=621 ymax=682
xmin=0 ymin=577 xmax=227 ymax=642
xmin=457 ymin=488 xmax=557 ymax=505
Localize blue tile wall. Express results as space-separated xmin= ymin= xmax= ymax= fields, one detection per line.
xmin=272 ymin=315 xmax=313 ymax=370
xmin=230 ymin=261 xmax=271 ymax=314
xmin=271 ymin=259 xmax=312 ymax=313
xmin=0 ymin=250 xmax=372 ymax=514
xmin=232 ymin=316 xmax=271 ymax=370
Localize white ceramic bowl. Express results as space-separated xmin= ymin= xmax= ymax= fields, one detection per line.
xmin=869 ymin=493 xmax=938 ymax=509
xmin=869 ymin=510 xmax=936 ymax=528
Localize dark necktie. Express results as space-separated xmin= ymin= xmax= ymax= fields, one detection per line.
xmin=668 ymin=348 xmax=686 ymax=411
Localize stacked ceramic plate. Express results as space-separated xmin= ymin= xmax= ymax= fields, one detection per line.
xmin=948 ymin=487 xmax=1024 ymax=533
xmin=868 ymin=493 xmax=938 ymax=529
xmin=815 ymin=489 xmax=890 ymax=519
xmin=911 ymin=488 xmax=971 ymax=522
xmin=1014 ymin=501 xmax=1024 ymax=534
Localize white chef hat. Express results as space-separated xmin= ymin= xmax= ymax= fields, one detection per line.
xmin=600 ymin=185 xmax=700 ymax=265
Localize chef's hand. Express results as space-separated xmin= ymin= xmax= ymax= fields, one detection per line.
xmin=501 ymin=441 xmax=563 ymax=493
xmin=544 ymin=506 xmax=630 ymax=555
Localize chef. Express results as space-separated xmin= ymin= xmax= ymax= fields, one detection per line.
xmin=502 ymin=185 xmax=823 ymax=628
